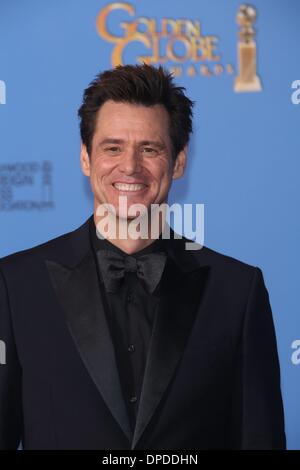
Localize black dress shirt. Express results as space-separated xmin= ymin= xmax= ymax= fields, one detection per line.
xmin=89 ymin=218 xmax=166 ymax=432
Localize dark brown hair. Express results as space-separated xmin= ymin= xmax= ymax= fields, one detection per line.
xmin=78 ymin=63 xmax=194 ymax=160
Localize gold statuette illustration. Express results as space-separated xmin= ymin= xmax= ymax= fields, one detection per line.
xmin=234 ymin=4 xmax=262 ymax=92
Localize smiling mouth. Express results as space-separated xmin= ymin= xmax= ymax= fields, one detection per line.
xmin=112 ymin=182 xmax=148 ymax=192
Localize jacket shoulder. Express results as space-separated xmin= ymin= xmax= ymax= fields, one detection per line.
xmin=0 ymin=216 xmax=92 ymax=272
xmin=182 ymin=237 xmax=261 ymax=290
xmin=197 ymin=244 xmax=257 ymax=272
xmin=180 ymin=232 xmax=257 ymax=271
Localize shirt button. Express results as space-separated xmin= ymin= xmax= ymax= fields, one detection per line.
xmin=129 ymin=396 xmax=137 ymax=404
xmin=128 ymin=344 xmax=135 ymax=353
xmin=127 ymin=292 xmax=133 ymax=302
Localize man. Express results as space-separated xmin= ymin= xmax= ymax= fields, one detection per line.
xmin=0 ymin=64 xmax=286 ymax=450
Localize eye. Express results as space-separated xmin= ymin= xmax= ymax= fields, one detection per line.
xmin=141 ymin=147 xmax=158 ymax=156
xmin=104 ymin=146 xmax=121 ymax=155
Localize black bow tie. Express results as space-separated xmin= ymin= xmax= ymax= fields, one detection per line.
xmin=96 ymin=249 xmax=167 ymax=294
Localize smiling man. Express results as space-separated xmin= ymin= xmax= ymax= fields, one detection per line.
xmin=80 ymin=98 xmax=186 ymax=252
xmin=0 ymin=64 xmax=286 ymax=450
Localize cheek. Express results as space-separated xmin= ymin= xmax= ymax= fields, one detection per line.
xmin=157 ymin=163 xmax=173 ymax=189
xmin=90 ymin=157 xmax=115 ymax=179
xmin=148 ymin=158 xmax=172 ymax=181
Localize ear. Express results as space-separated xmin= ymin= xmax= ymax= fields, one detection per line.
xmin=172 ymin=145 xmax=187 ymax=180
xmin=80 ymin=143 xmax=91 ymax=177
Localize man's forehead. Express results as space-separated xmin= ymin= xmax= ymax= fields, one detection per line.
xmin=96 ymin=100 xmax=169 ymax=121
xmin=94 ymin=101 xmax=170 ymax=138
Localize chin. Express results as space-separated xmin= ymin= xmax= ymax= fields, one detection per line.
xmin=116 ymin=207 xmax=149 ymax=221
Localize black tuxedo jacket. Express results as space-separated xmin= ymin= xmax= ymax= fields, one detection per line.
xmin=0 ymin=215 xmax=286 ymax=449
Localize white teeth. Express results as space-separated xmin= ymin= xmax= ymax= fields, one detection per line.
xmin=113 ymin=183 xmax=146 ymax=191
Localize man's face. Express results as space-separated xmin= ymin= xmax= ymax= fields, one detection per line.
xmin=80 ymin=100 xmax=186 ymax=219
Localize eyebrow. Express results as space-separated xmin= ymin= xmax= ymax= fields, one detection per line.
xmin=98 ymin=139 xmax=166 ymax=149
xmin=98 ymin=139 xmax=123 ymax=146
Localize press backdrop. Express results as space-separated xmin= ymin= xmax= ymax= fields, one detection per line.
xmin=0 ymin=0 xmax=299 ymax=449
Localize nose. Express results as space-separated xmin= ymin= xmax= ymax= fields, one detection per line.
xmin=119 ymin=148 xmax=142 ymax=175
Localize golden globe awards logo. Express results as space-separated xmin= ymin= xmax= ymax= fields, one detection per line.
xmin=96 ymin=2 xmax=262 ymax=92
xmin=96 ymin=2 xmax=234 ymax=78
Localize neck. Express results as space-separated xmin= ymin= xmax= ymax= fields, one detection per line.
xmin=93 ymin=202 xmax=168 ymax=255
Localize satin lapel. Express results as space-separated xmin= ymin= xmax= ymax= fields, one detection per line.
xmin=131 ymin=236 xmax=209 ymax=449
xmin=45 ymin=249 xmax=132 ymax=443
